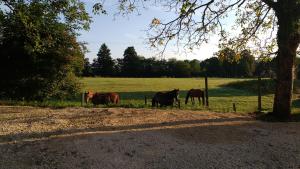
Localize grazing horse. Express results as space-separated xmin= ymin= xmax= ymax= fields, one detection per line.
xmin=152 ymin=89 xmax=180 ymax=108
xmin=185 ymin=89 xmax=205 ymax=105
xmin=91 ymin=92 xmax=120 ymax=105
xmin=84 ymin=91 xmax=94 ymax=104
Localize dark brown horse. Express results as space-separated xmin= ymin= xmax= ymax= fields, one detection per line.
xmin=152 ymin=89 xmax=180 ymax=108
xmin=185 ymin=89 xmax=205 ymax=105
xmin=91 ymin=92 xmax=120 ymax=105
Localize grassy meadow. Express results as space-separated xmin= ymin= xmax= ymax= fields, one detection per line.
xmin=79 ymin=77 xmax=299 ymax=114
xmin=1 ymin=77 xmax=299 ymax=114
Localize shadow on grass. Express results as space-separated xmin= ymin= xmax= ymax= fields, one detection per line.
xmin=0 ymin=86 xmax=261 ymax=109
xmin=221 ymin=79 xmax=299 ymax=95
xmin=117 ymin=87 xmax=257 ymax=101
xmin=292 ymin=98 xmax=300 ymax=108
xmin=0 ymin=88 xmax=263 ymax=114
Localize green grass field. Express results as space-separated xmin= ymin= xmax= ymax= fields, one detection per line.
xmin=1 ymin=77 xmax=299 ymax=114
xmin=80 ymin=77 xmax=299 ymax=114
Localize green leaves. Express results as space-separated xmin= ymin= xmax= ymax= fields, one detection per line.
xmin=93 ymin=3 xmax=107 ymax=14
xmin=0 ymin=0 xmax=86 ymax=100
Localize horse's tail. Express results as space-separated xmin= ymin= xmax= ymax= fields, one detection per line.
xmin=185 ymin=91 xmax=190 ymax=104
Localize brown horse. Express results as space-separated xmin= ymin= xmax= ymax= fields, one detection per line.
xmin=185 ymin=89 xmax=205 ymax=105
xmin=91 ymin=92 xmax=120 ymax=105
xmin=84 ymin=91 xmax=94 ymax=104
xmin=152 ymin=89 xmax=180 ymax=108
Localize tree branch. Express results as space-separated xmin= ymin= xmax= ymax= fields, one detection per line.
xmin=261 ymin=0 xmax=277 ymax=9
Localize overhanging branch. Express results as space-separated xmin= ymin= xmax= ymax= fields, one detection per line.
xmin=261 ymin=0 xmax=277 ymax=9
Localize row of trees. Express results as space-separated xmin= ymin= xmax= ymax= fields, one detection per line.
xmin=83 ymin=44 xmax=291 ymax=78
xmin=202 ymin=48 xmax=278 ymax=78
xmin=83 ymin=44 xmax=202 ymax=77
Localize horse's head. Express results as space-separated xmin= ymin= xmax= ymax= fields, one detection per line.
xmin=84 ymin=91 xmax=94 ymax=103
xmin=173 ymin=89 xmax=180 ymax=100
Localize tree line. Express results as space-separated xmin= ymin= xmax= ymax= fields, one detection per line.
xmin=84 ymin=44 xmax=300 ymax=78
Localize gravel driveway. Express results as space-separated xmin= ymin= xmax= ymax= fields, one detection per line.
xmin=0 ymin=106 xmax=299 ymax=169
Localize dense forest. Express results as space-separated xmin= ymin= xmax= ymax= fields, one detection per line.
xmin=83 ymin=43 xmax=300 ymax=78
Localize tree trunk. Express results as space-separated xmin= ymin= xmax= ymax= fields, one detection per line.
xmin=273 ymin=1 xmax=300 ymax=119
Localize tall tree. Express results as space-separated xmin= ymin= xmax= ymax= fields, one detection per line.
xmin=166 ymin=58 xmax=178 ymax=77
xmin=296 ymin=57 xmax=300 ymax=79
xmin=200 ymin=57 xmax=223 ymax=77
xmin=255 ymin=57 xmax=276 ymax=77
xmin=189 ymin=59 xmax=201 ymax=77
xmin=238 ymin=50 xmax=256 ymax=77
xmin=297 ymin=64 xmax=300 ymax=80
xmin=0 ymin=0 xmax=90 ymax=100
xmin=94 ymin=43 xmax=115 ymax=76
xmin=176 ymin=61 xmax=191 ymax=77
xmin=82 ymin=58 xmax=93 ymax=77
xmin=122 ymin=46 xmax=141 ymax=77
xmin=94 ymin=0 xmax=300 ymax=118
xmin=217 ymin=48 xmax=239 ymax=77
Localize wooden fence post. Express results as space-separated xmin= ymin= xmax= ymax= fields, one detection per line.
xmin=81 ymin=92 xmax=85 ymax=107
xmin=233 ymin=103 xmax=236 ymax=112
xmin=205 ymin=76 xmax=209 ymax=107
xmin=144 ymin=96 xmax=147 ymax=105
xmin=258 ymin=77 xmax=262 ymax=112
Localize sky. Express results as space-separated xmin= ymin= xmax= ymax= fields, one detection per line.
xmin=78 ymin=1 xmax=220 ymax=62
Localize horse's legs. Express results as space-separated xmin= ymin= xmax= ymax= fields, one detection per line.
xmin=115 ymin=96 xmax=118 ymax=104
xmin=198 ymin=97 xmax=201 ymax=105
xmin=191 ymin=97 xmax=195 ymax=105
xmin=114 ymin=95 xmax=119 ymax=104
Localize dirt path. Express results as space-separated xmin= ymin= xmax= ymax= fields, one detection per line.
xmin=0 ymin=106 xmax=299 ymax=169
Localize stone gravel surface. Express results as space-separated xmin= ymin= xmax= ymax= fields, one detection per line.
xmin=0 ymin=106 xmax=299 ymax=169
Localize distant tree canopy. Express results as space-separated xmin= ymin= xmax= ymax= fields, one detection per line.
xmin=238 ymin=50 xmax=256 ymax=77
xmin=93 ymin=43 xmax=115 ymax=76
xmin=0 ymin=1 xmax=90 ymax=100
xmin=200 ymin=57 xmax=223 ymax=77
xmin=85 ymin=45 xmax=272 ymax=78
xmin=122 ymin=47 xmax=142 ymax=77
xmin=189 ymin=59 xmax=201 ymax=77
xmin=216 ymin=48 xmax=256 ymax=77
xmin=82 ymin=58 xmax=93 ymax=77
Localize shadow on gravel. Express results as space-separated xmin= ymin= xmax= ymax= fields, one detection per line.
xmin=0 ymin=116 xmax=252 ymax=144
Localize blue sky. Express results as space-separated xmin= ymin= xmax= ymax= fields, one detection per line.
xmin=78 ymin=1 xmax=220 ymax=62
